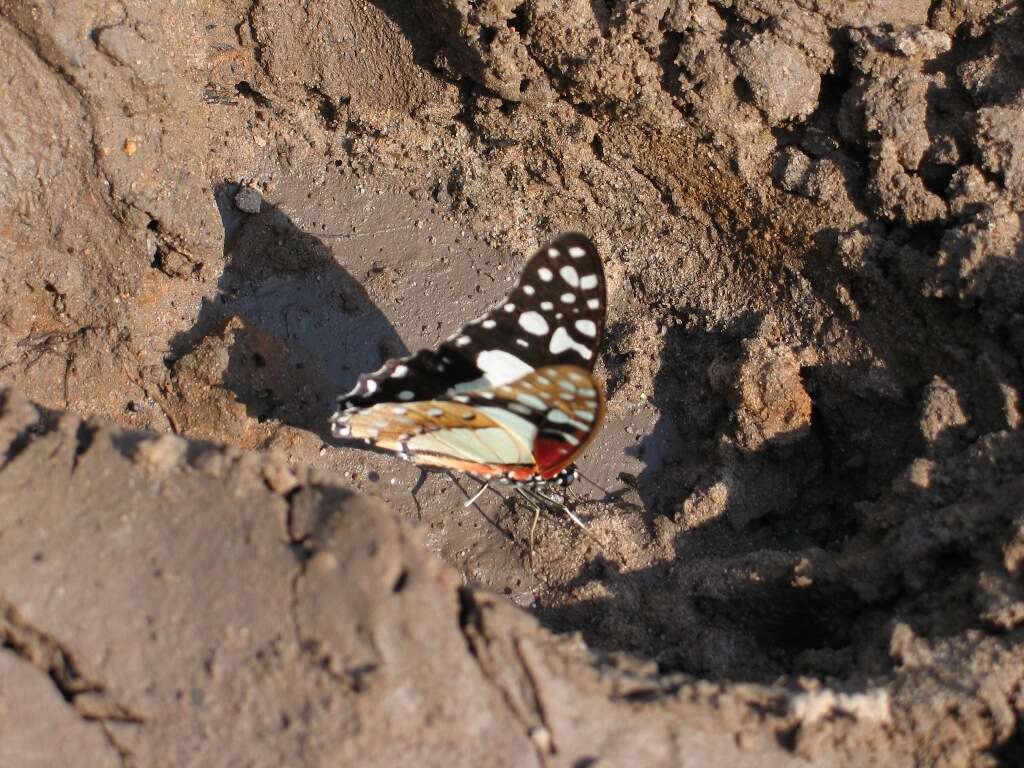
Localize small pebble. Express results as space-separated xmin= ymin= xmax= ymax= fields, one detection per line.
xmin=234 ymin=185 xmax=262 ymax=214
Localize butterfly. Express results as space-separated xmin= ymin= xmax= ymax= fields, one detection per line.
xmin=329 ymin=233 xmax=606 ymax=505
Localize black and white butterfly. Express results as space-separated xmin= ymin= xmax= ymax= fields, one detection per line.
xmin=330 ymin=233 xmax=606 ymax=496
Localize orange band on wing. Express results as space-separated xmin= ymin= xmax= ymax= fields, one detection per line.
xmin=407 ymin=453 xmax=538 ymax=482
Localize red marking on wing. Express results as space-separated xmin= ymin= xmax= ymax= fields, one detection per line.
xmin=534 ymin=436 xmax=581 ymax=479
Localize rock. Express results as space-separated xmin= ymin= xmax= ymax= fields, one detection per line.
xmin=976 ymin=103 xmax=1024 ymax=200
xmin=233 ymin=184 xmax=263 ymax=214
xmin=729 ymin=337 xmax=813 ymax=453
xmin=918 ymin=376 xmax=969 ymax=449
xmin=734 ymin=35 xmax=821 ymax=125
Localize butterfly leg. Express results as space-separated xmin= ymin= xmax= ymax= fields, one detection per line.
xmin=528 ymin=504 xmax=541 ymax=566
xmin=524 ymin=485 xmax=609 ymax=556
xmin=409 ymin=467 xmax=430 ymax=519
xmin=514 ymin=487 xmax=544 ymax=565
xmin=529 ymin=486 xmax=590 ymax=533
xmin=464 ymin=481 xmax=490 ymax=508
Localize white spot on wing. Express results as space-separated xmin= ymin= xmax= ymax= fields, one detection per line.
xmin=482 ymin=320 xmax=496 ymax=329
xmin=541 ymin=301 xmax=554 ymax=311
xmin=587 ymin=298 xmax=600 ymax=309
xmin=504 ymin=303 xmax=516 ymax=312
xmin=547 ymin=409 xmax=587 ymax=430
xmin=559 ymin=265 xmax=580 ymax=287
xmin=568 ymin=246 xmax=586 ymax=258
xmin=519 ymin=311 xmax=549 ymax=336
xmin=550 ymin=327 xmax=592 ymax=359
xmin=560 ymin=293 xmax=576 ymax=304
xmin=365 ymin=379 xmax=378 ymax=394
xmin=575 ymin=319 xmax=597 ymax=337
xmin=580 ymin=274 xmax=598 ymax=290
xmin=547 ymin=248 xmax=560 ymax=258
xmin=537 ymin=267 xmax=553 ymax=282
xmin=522 ymin=284 xmax=535 ymax=295
xmin=515 ymin=393 xmax=548 ymax=411
xmin=516 ymin=338 xmax=529 ymax=348
xmin=574 ymin=409 xmax=595 ymax=422
xmin=398 ymin=390 xmax=415 ymax=400
xmin=455 ymin=335 xmax=471 ymax=346
xmin=391 ymin=365 xmax=409 ymax=378
xmin=475 ymin=349 xmax=534 ymax=386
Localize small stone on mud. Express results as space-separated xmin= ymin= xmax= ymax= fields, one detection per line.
xmin=528 ymin=726 xmax=552 ymax=753
xmin=262 ymin=450 xmax=297 ymax=493
xmin=234 ymin=184 xmax=263 ymax=214
xmin=309 ymin=551 xmax=338 ymax=574
xmin=133 ymin=434 xmax=186 ymax=474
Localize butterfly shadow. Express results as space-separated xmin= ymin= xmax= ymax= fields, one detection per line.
xmin=165 ymin=182 xmax=408 ymax=443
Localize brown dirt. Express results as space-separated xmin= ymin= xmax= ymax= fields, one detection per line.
xmin=2 ymin=1 xmax=1024 ymax=765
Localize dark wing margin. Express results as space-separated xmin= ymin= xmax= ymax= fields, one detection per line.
xmin=330 ymin=233 xmax=606 ymax=437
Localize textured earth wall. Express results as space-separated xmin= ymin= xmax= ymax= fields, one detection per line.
xmin=2 ymin=1 xmax=1023 ymax=766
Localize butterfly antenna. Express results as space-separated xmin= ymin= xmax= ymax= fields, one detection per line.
xmin=575 ymin=469 xmax=643 ymax=512
xmin=573 ymin=468 xmax=607 ymax=493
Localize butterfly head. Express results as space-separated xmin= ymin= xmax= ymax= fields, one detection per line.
xmin=551 ymin=464 xmax=578 ymax=487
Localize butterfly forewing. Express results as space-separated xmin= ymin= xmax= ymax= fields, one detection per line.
xmin=332 ymin=233 xmax=604 ymax=413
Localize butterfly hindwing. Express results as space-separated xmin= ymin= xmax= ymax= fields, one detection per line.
xmin=341 ymin=365 xmax=604 ymax=481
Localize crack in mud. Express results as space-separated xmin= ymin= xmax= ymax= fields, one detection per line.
xmin=457 ymin=589 xmax=551 ymax=766
xmin=0 ymin=599 xmax=143 ymax=765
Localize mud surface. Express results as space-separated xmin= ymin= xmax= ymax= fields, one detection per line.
xmin=2 ymin=0 xmax=1024 ymax=765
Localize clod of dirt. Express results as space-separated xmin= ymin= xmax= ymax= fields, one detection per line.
xmin=132 ymin=434 xmax=187 ymax=475
xmin=917 ymin=376 xmax=970 ymax=451
xmin=682 ymin=335 xmax=816 ymax=530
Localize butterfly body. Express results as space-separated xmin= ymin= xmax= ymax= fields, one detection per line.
xmin=331 ymin=233 xmax=606 ymax=489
